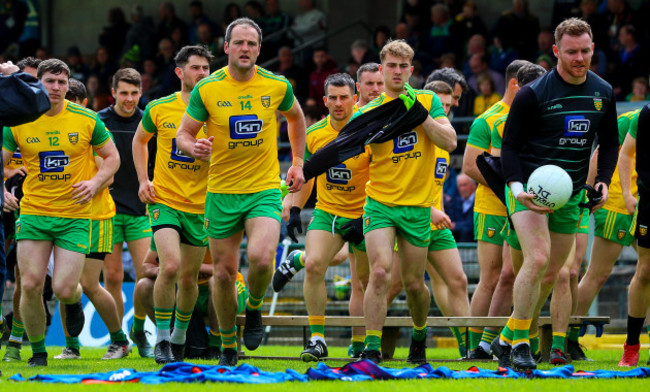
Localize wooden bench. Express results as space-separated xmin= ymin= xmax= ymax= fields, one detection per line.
xmin=235 ymin=315 xmax=609 ymax=362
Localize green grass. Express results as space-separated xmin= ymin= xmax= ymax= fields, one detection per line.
xmin=0 ymin=345 xmax=647 ymax=391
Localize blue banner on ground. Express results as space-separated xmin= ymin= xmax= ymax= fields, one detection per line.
xmin=9 ymin=361 xmax=650 ymax=383
xmin=45 ymin=282 xmax=156 ymax=347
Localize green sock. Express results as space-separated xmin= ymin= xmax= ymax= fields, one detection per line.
xmin=567 ymin=326 xmax=580 ymax=342
xmin=500 ymin=318 xmax=515 ymax=345
xmin=208 ymin=329 xmax=222 ymax=348
xmin=246 ymin=292 xmax=264 ymax=311
xmin=132 ymin=314 xmax=146 ymax=333
xmin=530 ymin=334 xmax=540 ymax=355
xmin=220 ymin=326 xmax=238 ymax=349
xmin=66 ymin=336 xmax=80 ymax=350
xmin=412 ymin=324 xmax=427 ymax=341
xmin=451 ymin=327 xmax=467 ymax=354
xmin=9 ymin=317 xmax=25 ymax=343
xmin=552 ymin=333 xmax=566 ymax=351
xmin=292 ymin=251 xmax=305 ymax=271
xmin=171 ymin=308 xmax=193 ymax=345
xmin=110 ymin=330 xmax=128 ymax=344
xmin=308 ymin=316 xmax=325 ymax=339
xmin=236 ymin=278 xmax=248 ymax=314
xmin=511 ymin=318 xmax=532 ymax=347
xmin=468 ymin=328 xmax=483 ymax=350
xmin=29 ymin=334 xmax=47 ymax=354
xmin=480 ymin=328 xmax=499 ymax=346
xmin=154 ymin=307 xmax=174 ymax=330
xmin=364 ymin=330 xmax=382 ymax=352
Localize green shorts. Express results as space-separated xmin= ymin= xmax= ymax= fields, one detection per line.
xmin=204 ymin=189 xmax=282 ymax=239
xmin=505 ymin=185 xmax=583 ymax=251
xmin=194 ymin=284 xmax=210 ymax=316
xmin=363 ymin=197 xmax=431 ymax=248
xmin=113 ymin=213 xmax=152 ymax=244
xmin=474 ymin=212 xmax=508 ymax=245
xmin=593 ymin=208 xmax=635 ymax=246
xmin=577 ymin=209 xmax=590 ymax=235
xmin=308 ymin=208 xmax=366 ymax=251
xmin=16 ymin=214 xmax=91 ymax=254
xmin=148 ymin=203 xmax=207 ymax=247
xmin=428 ymin=228 xmax=457 ymax=251
xmin=505 ymin=222 xmax=521 ymax=251
xmin=89 ymin=218 xmax=114 ymax=255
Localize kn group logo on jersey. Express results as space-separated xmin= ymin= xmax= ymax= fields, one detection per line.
xmin=229 ymin=114 xmax=264 ymax=149
xmin=392 ymin=131 xmax=422 ymax=163
xmin=435 ymin=157 xmax=448 ymax=180
xmin=561 ymin=115 xmax=590 ymax=146
xmin=326 ymin=164 xmax=355 ymax=192
xmin=38 ymin=150 xmax=71 ymax=181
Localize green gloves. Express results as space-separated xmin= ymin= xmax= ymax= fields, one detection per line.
xmin=399 ymin=83 xmax=417 ymax=110
xmin=280 ymin=180 xmax=289 ymax=198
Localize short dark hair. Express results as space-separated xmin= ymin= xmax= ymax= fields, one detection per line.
xmin=516 ymin=63 xmax=546 ymax=86
xmin=324 ymin=73 xmax=356 ymax=96
xmin=174 ymin=45 xmax=214 ymax=68
xmin=65 ymin=78 xmax=87 ymax=103
xmin=554 ymin=17 xmax=593 ymax=45
xmin=426 ymin=67 xmax=468 ymax=92
xmin=112 ymin=68 xmax=141 ymax=90
xmin=505 ymin=59 xmax=530 ymax=82
xmin=225 ymin=17 xmax=262 ymax=44
xmin=303 ymin=104 xmax=322 ymax=122
xmin=17 ymin=56 xmax=41 ymax=71
xmin=356 ymin=62 xmax=380 ymax=82
xmin=37 ymin=58 xmax=70 ymax=79
xmin=424 ymin=80 xmax=453 ymax=95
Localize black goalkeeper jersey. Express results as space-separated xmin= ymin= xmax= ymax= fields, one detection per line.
xmin=501 ymin=68 xmax=618 ymax=196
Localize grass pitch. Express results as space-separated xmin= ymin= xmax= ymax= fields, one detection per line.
xmin=0 ymin=345 xmax=647 ymax=391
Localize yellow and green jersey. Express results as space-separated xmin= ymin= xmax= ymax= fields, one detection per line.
xmin=606 ymin=109 xmax=640 ymax=213
xmin=306 ymin=116 xmax=369 ymax=218
xmin=91 ymin=133 xmax=116 ymax=220
xmin=467 ymin=101 xmax=509 ymax=217
xmin=430 ymin=146 xmax=449 ymax=231
xmin=4 ymin=148 xmax=23 ymax=181
xmin=186 ymin=65 xmax=294 ymax=194
xmin=3 ymin=100 xmax=111 ymax=219
xmin=142 ymin=92 xmax=209 ymax=214
xmin=356 ymin=91 xmax=446 ymax=207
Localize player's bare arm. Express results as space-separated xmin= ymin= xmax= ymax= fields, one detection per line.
xmin=463 ymin=145 xmax=489 ymax=186
xmin=72 ymin=138 xmax=120 ymax=204
xmin=132 ymin=124 xmax=156 ymax=204
xmin=509 ymin=180 xmax=554 ymax=215
xmin=618 ymin=133 xmax=637 ymax=214
xmin=420 ymin=115 xmax=457 ymax=152
xmin=176 ymin=113 xmax=211 ymax=161
xmin=281 ymin=101 xmax=306 ymax=192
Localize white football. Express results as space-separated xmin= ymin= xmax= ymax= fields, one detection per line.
xmin=526 ymin=165 xmax=573 ymax=210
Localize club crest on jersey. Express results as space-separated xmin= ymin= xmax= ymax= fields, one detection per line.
xmin=593 ymin=98 xmax=603 ymax=111
xmin=152 ymin=209 xmax=160 ymax=221
xmin=68 ymin=132 xmax=79 ymax=144
xmin=393 ymin=131 xmax=418 ymax=153
xmin=261 ymin=96 xmax=271 ymax=108
xmin=487 ymin=228 xmax=495 ymax=238
xmin=640 ymin=225 xmax=647 ymax=236
xmin=618 ymin=229 xmax=626 ymax=240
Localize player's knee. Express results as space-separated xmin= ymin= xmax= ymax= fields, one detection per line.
xmin=369 ymin=265 xmax=391 ymax=287
xmin=159 ymin=261 xmax=180 ymax=280
xmin=634 ymin=265 xmax=650 ymax=286
xmin=214 ymin=267 xmax=237 ymax=285
xmin=53 ymin=285 xmax=77 ymax=303
xmin=402 ymin=277 xmax=425 ymax=295
xmin=449 ymin=272 xmax=468 ymax=293
xmin=304 ymin=257 xmax=327 ymax=280
xmin=103 ymin=268 xmax=124 ymax=284
xmin=20 ymin=277 xmax=44 ymax=296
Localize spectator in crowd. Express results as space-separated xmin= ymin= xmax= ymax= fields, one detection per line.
xmin=303 ymin=104 xmax=323 ymax=128
xmin=612 ymin=24 xmax=647 ymax=99
xmin=422 ymin=3 xmax=457 ymax=68
xmin=221 ymin=3 xmax=242 ymax=36
xmin=536 ymin=28 xmax=555 ymax=62
xmin=603 ymin=0 xmax=636 ymax=58
xmin=473 ymin=72 xmax=502 ymax=116
xmin=274 ymin=46 xmax=308 ymax=104
xmin=440 ymin=53 xmax=456 ymax=68
xmin=491 ymin=0 xmax=540 ymax=61
xmin=291 ymin=0 xmax=327 ymax=65
xmin=123 ymin=5 xmax=156 ymax=64
xmin=35 ymin=46 xmax=49 ymax=60
xmin=0 ymin=0 xmax=27 ymax=56
xmin=66 ymin=45 xmax=90 ymax=83
xmin=99 ymin=7 xmax=130 ymax=62
xmin=308 ymin=47 xmax=338 ymax=114
xmin=90 ymin=46 xmax=119 ymax=93
xmin=17 ymin=0 xmax=41 ymax=57
xmin=489 ymin=33 xmax=520 ymax=74
xmin=536 ymin=54 xmax=554 ymax=72
xmin=426 ymin=66 xmax=470 ymax=118
xmin=371 ymin=25 xmax=390 ymax=57
xmin=395 ymin=22 xmax=419 ymax=50
xmin=467 ymin=53 xmax=505 ymax=95
xmin=157 ymin=2 xmax=187 ymax=46
xmin=453 ymin=1 xmax=488 ymax=56
xmin=447 ymin=173 xmax=477 ymax=243
xmin=260 ymin=0 xmax=291 ymax=63
xmin=348 ymin=39 xmax=379 ymax=76
xmin=244 ymin=1 xmax=265 ymax=27
xmin=188 ymin=1 xmax=215 ymax=45
xmin=196 ymin=22 xmax=220 ymax=59
xmin=401 ymin=0 xmax=430 ymax=41
xmin=551 ymin=0 xmax=581 ymax=29
xmin=462 ymin=34 xmax=487 ymax=79
xmin=626 ymin=76 xmax=650 ymax=102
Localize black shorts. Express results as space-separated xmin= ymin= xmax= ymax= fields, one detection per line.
xmin=635 ymin=191 xmax=650 ymax=249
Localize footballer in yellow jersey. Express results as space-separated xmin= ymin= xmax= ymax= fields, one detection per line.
xmin=176 ymin=20 xmax=306 ymax=364
xmin=133 ymin=46 xmax=213 ymax=364
xmin=140 ymin=92 xmax=209 ymax=214
xmin=356 ymin=40 xmax=456 ymax=362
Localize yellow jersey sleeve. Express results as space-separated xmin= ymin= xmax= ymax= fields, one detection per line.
xmin=186 ymin=66 xmax=294 ymax=194
xmin=605 ymin=110 xmax=640 ymax=213
xmin=145 ymin=92 xmax=209 ymax=214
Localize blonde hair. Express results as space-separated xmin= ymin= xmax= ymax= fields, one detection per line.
xmin=380 ymin=39 xmax=414 ymax=63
